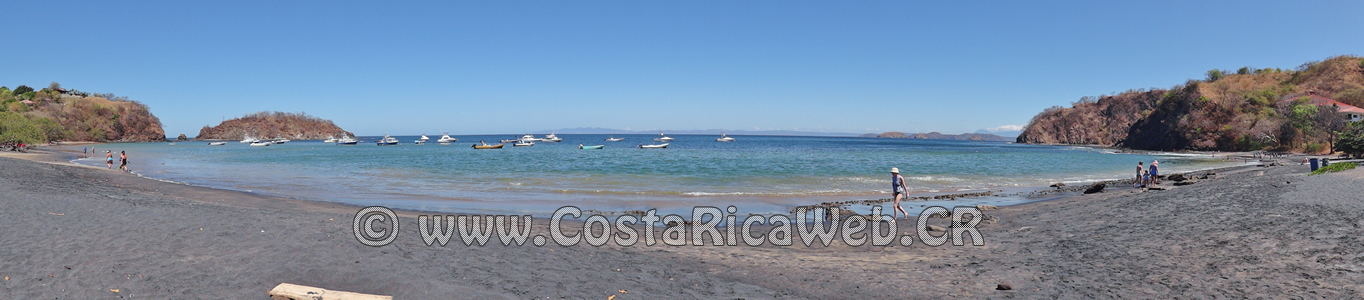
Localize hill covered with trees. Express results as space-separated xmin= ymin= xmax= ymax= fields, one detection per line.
xmin=0 ymin=82 xmax=165 ymax=148
xmin=1017 ymin=55 xmax=1364 ymax=153
xmin=195 ymin=111 xmax=351 ymax=140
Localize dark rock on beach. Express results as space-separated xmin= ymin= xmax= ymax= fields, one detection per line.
xmin=1084 ymin=183 xmax=1106 ymax=194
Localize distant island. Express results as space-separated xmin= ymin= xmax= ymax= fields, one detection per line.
xmin=195 ymin=111 xmax=351 ymax=141
xmin=1018 ymin=55 xmax=1364 ymax=154
xmin=859 ymin=131 xmax=1012 ymax=141
xmin=0 ymin=82 xmax=165 ymax=146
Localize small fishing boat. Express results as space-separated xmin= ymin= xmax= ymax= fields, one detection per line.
xmin=208 ymin=142 xmax=227 ymax=146
xmin=472 ymin=143 xmax=504 ymax=149
xmin=513 ymin=140 xmax=535 ymax=147
xmin=376 ymin=133 xmax=399 ymax=146
xmin=654 ymin=133 xmax=674 ymax=142
xmin=415 ymin=134 xmax=430 ymax=144
xmin=323 ymin=135 xmax=337 ymax=143
xmin=500 ymin=138 xmax=520 ymax=143
xmin=249 ymin=141 xmax=272 ymax=147
xmin=336 ymin=135 xmax=358 ymax=145
xmin=716 ymin=132 xmax=735 ymax=142
xmin=273 ymin=136 xmax=290 ymax=144
xmin=542 ymin=132 xmax=562 ymax=142
xmin=436 ymin=132 xmax=457 ymax=143
xmin=579 ymin=144 xmax=604 ymax=150
xmin=639 ymin=143 xmax=669 ymax=149
xmin=605 ymin=135 xmax=624 ymax=142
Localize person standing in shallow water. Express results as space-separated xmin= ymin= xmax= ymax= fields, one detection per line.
xmin=118 ymin=151 xmax=128 ymax=172
xmin=891 ymin=167 xmax=911 ymax=220
xmin=105 ymin=150 xmax=113 ymax=169
xmin=1135 ymin=161 xmax=1144 ymax=188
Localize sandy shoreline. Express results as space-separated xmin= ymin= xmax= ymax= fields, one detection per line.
xmin=1 ymin=148 xmax=1361 ymax=298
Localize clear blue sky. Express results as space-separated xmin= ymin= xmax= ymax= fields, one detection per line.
xmin=3 ymin=1 xmax=1361 ymax=136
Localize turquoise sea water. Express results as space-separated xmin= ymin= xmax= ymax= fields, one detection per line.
xmin=70 ymin=135 xmax=1238 ymax=216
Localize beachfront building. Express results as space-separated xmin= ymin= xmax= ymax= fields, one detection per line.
xmin=1279 ymin=93 xmax=1364 ymax=122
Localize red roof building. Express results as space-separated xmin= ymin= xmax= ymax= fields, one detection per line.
xmin=1280 ymin=93 xmax=1364 ymax=122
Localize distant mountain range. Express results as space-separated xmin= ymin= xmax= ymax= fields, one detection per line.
xmin=534 ymin=127 xmax=863 ymax=137
xmin=858 ymin=131 xmax=1013 ymax=141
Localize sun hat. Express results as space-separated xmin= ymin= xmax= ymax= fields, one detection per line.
xmin=890 ymin=167 xmax=899 ymax=173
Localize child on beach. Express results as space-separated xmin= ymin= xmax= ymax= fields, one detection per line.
xmin=1142 ymin=170 xmax=1151 ymax=187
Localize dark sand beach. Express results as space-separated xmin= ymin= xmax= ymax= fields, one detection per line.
xmin=1 ymin=149 xmax=1361 ymax=299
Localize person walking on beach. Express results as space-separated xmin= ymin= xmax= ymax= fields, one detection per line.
xmin=1150 ymin=160 xmax=1160 ymax=185
xmin=105 ymin=150 xmax=113 ymax=169
xmin=890 ymin=167 xmax=911 ymax=220
xmin=118 ymin=151 xmax=128 ymax=172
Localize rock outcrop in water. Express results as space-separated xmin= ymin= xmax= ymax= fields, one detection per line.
xmin=195 ymin=111 xmax=351 ymax=140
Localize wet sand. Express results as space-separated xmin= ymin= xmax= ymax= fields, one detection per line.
xmin=1 ymin=148 xmax=1360 ymax=298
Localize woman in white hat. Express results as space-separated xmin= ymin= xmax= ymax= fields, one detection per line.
xmin=891 ymin=167 xmax=910 ymax=220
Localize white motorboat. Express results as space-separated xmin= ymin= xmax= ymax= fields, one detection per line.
xmin=605 ymin=135 xmax=624 ymax=142
xmin=208 ymin=142 xmax=227 ymax=146
xmin=436 ymin=132 xmax=457 ymax=143
xmin=336 ymin=135 xmax=358 ymax=145
xmin=249 ymin=141 xmax=272 ymax=147
xmin=500 ymin=138 xmax=520 ymax=143
xmin=542 ymin=132 xmax=562 ymax=142
xmin=654 ymin=133 xmax=674 ymax=142
xmin=416 ymin=134 xmax=430 ymax=144
xmin=519 ymin=134 xmax=542 ymax=142
xmin=513 ymin=140 xmax=535 ymax=147
xmin=716 ymin=133 xmax=735 ymax=142
xmin=376 ymin=133 xmax=399 ymax=146
xmin=323 ymin=135 xmax=337 ymax=143
xmin=639 ymin=143 xmax=669 ymax=149
xmin=273 ymin=136 xmax=290 ymax=144
xmin=240 ymin=135 xmax=259 ymax=144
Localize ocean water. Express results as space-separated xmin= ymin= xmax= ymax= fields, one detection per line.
xmin=71 ymin=135 xmax=1238 ymax=216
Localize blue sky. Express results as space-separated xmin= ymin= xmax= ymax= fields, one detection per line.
xmin=2 ymin=1 xmax=1362 ymax=136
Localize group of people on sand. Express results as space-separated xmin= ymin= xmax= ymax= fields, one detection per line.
xmin=1135 ymin=160 xmax=1159 ymax=188
xmin=84 ymin=147 xmax=129 ymax=172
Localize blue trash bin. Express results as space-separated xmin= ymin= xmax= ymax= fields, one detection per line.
xmin=1310 ymin=158 xmax=1319 ymax=171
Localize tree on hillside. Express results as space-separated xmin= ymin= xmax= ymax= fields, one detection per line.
xmin=1205 ymin=69 xmax=1226 ymax=82
xmin=48 ymin=82 xmax=61 ymax=91
xmin=0 ymin=112 xmax=47 ymax=149
xmin=1336 ymin=122 xmax=1364 ymax=158
xmin=12 ymin=85 xmax=33 ymax=95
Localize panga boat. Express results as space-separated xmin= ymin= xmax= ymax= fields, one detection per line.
xmin=436 ymin=132 xmax=457 ymax=143
xmin=249 ymin=141 xmax=272 ymax=147
xmin=335 ymin=135 xmax=358 ymax=145
xmin=639 ymin=143 xmax=669 ymax=149
xmin=208 ymin=142 xmax=227 ymax=146
xmin=376 ymin=133 xmax=399 ymax=146
xmin=716 ymin=133 xmax=735 ymax=142
xmin=605 ymin=135 xmax=624 ymax=142
xmin=542 ymin=132 xmax=562 ymax=142
xmin=513 ymin=140 xmax=535 ymax=147
xmin=579 ymin=144 xmax=604 ymax=150
xmin=654 ymin=133 xmax=674 ymax=142
xmin=472 ymin=142 xmax=504 ymax=149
